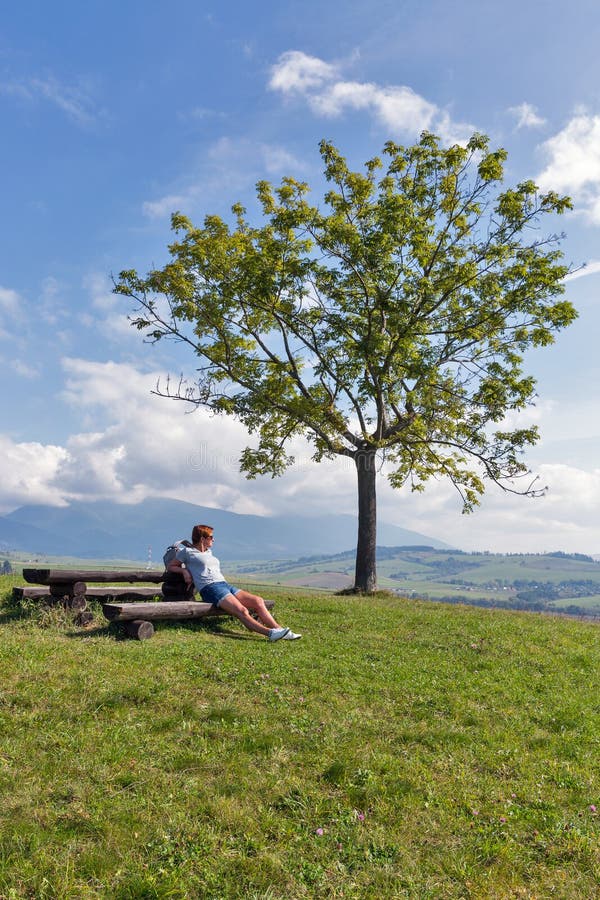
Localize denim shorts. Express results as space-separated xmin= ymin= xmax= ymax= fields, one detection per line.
xmin=199 ymin=581 xmax=240 ymax=606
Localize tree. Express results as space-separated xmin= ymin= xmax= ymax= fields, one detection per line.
xmin=116 ymin=132 xmax=576 ymax=592
xmin=1 ymin=559 xmax=12 ymax=575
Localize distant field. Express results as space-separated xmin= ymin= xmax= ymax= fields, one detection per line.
xmin=283 ymin=571 xmax=352 ymax=590
xmin=230 ymin=548 xmax=600 ymax=616
xmin=550 ymin=595 xmax=600 ymax=611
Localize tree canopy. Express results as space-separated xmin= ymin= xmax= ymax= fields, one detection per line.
xmin=116 ymin=132 xmax=576 ymax=591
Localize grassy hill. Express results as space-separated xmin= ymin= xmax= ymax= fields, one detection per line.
xmin=231 ymin=548 xmax=600 ymax=617
xmin=0 ymin=575 xmax=599 ymax=897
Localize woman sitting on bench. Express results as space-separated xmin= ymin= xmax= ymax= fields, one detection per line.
xmin=167 ymin=524 xmax=301 ymax=642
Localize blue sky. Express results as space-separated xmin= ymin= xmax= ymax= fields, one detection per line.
xmin=2 ymin=0 xmax=600 ymax=553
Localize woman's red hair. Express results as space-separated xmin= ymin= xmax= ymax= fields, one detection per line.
xmin=192 ymin=524 xmax=213 ymax=543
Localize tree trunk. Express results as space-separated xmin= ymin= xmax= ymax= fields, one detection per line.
xmin=353 ymin=450 xmax=377 ymax=592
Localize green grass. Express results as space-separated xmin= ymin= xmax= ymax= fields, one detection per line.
xmin=0 ymin=575 xmax=599 ymax=897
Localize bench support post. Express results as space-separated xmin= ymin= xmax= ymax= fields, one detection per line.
xmin=124 ymin=620 xmax=155 ymax=640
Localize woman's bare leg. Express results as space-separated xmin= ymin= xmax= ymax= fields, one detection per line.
xmin=216 ymin=593 xmax=273 ymax=636
xmin=234 ymin=589 xmax=281 ymax=629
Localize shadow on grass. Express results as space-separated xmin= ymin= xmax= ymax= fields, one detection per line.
xmin=65 ymin=617 xmax=255 ymax=641
xmin=206 ymin=629 xmax=255 ymax=640
xmin=156 ymin=618 xmax=255 ymax=640
xmin=0 ymin=608 xmax=27 ymax=625
xmin=65 ymin=622 xmax=118 ymax=640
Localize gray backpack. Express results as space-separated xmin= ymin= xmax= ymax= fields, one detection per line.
xmin=162 ymin=539 xmax=195 ymax=601
xmin=163 ymin=539 xmax=192 ymax=567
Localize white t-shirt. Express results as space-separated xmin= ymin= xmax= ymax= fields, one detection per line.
xmin=176 ymin=545 xmax=225 ymax=591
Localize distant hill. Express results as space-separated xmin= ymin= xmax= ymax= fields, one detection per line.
xmin=0 ymin=498 xmax=451 ymax=561
xmin=238 ymin=545 xmax=600 ymax=616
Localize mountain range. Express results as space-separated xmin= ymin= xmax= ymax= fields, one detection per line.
xmin=0 ymin=498 xmax=451 ymax=561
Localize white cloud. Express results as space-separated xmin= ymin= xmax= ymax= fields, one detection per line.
xmin=0 ymin=435 xmax=70 ymax=514
xmin=57 ymin=431 xmax=132 ymax=498
xmin=0 ymin=357 xmax=367 ymax=520
xmin=563 ymin=260 xmax=600 ymax=282
xmin=0 ymin=286 xmax=21 ymax=316
xmin=6 ymin=275 xmax=73 ymax=352
xmin=54 ymin=358 xmax=271 ymax=510
xmin=61 ymin=358 xmax=152 ymax=410
xmin=142 ymin=138 xmax=305 ymax=219
xmin=428 ymin=111 xmax=474 ymax=148
xmin=0 ymin=81 xmax=31 ymax=101
xmin=508 ymin=102 xmax=546 ymax=129
xmin=269 ymin=50 xmax=475 ymax=143
xmin=31 ymin=76 xmax=98 ymax=127
xmin=84 ymin=272 xmax=119 ymax=311
xmin=76 ymin=271 xmax=161 ymax=352
xmin=207 ymin=136 xmax=304 ymax=174
xmin=10 ymin=359 xmax=40 ymax=379
xmin=1 ymin=74 xmax=100 ymax=127
xmin=180 ymin=106 xmax=227 ymax=122
xmin=539 ymin=463 xmax=600 ymax=516
xmin=0 ymin=285 xmax=23 ymax=340
xmin=142 ymin=193 xmax=188 ymax=220
xmin=310 ymin=80 xmax=437 ymax=135
xmin=269 ymin=50 xmax=338 ymax=93
xmin=379 ymin=463 xmax=600 ymax=555
xmin=537 ymin=113 xmax=600 ymax=223
xmin=260 ymin=144 xmax=304 ymax=175
xmin=39 ymin=276 xmax=69 ymax=326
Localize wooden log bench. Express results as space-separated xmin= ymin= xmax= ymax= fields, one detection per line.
xmin=20 ymin=568 xmax=274 ymax=639
xmin=102 ymin=598 xmax=275 ymax=640
xmin=20 ymin=568 xmax=191 ymax=629
xmin=19 ymin=569 xmax=171 ymax=624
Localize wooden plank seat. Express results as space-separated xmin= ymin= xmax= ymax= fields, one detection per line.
xmin=102 ymin=599 xmax=275 ymax=621
xmin=102 ymin=599 xmax=275 ymax=641
xmin=13 ymin=585 xmax=164 ymax=602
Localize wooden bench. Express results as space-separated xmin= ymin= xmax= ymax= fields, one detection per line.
xmin=103 ymin=598 xmax=273 ymax=640
xmin=20 ymin=567 xmax=187 ymax=631
xmin=20 ymin=568 xmax=274 ymax=639
xmin=22 ymin=568 xmax=169 ymax=607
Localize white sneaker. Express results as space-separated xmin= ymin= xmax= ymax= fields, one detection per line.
xmin=282 ymin=630 xmax=302 ymax=640
xmin=268 ymin=626 xmax=290 ymax=642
